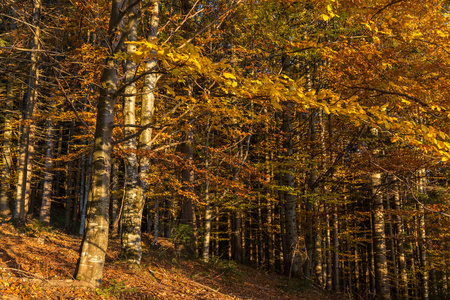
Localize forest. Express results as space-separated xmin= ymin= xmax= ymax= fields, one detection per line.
xmin=1 ymin=0 xmax=450 ymax=299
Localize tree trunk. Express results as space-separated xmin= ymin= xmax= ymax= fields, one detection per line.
xmin=74 ymin=57 xmax=117 ymax=286
xmin=24 ymin=125 xmax=36 ymax=218
xmin=332 ymin=204 xmax=340 ymax=292
xmin=120 ymin=4 xmax=142 ymax=264
xmin=325 ymin=205 xmax=332 ymax=290
xmin=39 ymin=119 xmax=56 ymax=224
xmin=65 ymin=122 xmax=75 ymax=230
xmin=282 ymin=105 xmax=302 ymax=277
xmin=110 ymin=159 xmax=120 ymax=236
xmin=386 ymin=190 xmax=397 ymax=297
xmin=137 ymin=0 xmax=159 ymax=256
xmin=393 ymin=182 xmax=408 ymax=300
xmin=371 ymin=129 xmax=391 ymax=299
xmin=79 ymin=150 xmax=92 ymax=236
xmin=153 ymin=197 xmax=159 ymax=245
xmin=180 ymin=125 xmax=196 ymax=255
xmin=0 ymin=77 xmax=13 ymax=216
xmin=418 ymin=168 xmax=429 ymax=300
xmin=232 ymin=211 xmax=242 ymax=261
xmin=202 ymin=120 xmax=212 ymax=261
xmin=13 ymin=0 xmax=41 ymax=222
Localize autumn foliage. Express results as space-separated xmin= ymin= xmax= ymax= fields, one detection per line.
xmin=1 ymin=0 xmax=450 ymax=299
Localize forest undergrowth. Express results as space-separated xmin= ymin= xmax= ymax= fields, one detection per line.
xmin=0 ymin=219 xmax=342 ymax=300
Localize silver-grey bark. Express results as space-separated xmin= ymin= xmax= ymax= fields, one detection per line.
xmin=120 ymin=3 xmax=142 ymax=264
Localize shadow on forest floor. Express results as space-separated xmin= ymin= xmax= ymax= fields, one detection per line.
xmin=0 ymin=218 xmax=347 ymax=300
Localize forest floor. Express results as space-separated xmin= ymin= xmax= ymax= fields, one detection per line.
xmin=0 ymin=219 xmax=346 ymax=300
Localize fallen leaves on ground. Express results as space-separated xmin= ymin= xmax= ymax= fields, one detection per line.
xmin=0 ymin=219 xmax=344 ymax=300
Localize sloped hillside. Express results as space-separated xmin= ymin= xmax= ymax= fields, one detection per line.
xmin=0 ymin=220 xmax=343 ymax=300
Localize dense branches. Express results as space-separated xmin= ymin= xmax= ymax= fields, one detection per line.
xmin=1 ymin=0 xmax=450 ymax=298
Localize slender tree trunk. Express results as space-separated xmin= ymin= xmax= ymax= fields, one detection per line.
xmin=110 ymin=159 xmax=119 ymax=236
xmin=65 ymin=122 xmax=75 ymax=230
xmin=232 ymin=211 xmax=242 ymax=261
xmin=153 ymin=197 xmax=159 ymax=245
xmin=202 ymin=120 xmax=212 ymax=261
xmin=326 ymin=206 xmax=332 ymax=290
xmin=39 ymin=119 xmax=56 ymax=224
xmin=180 ymin=125 xmax=196 ymax=255
xmin=418 ymin=168 xmax=429 ymax=300
xmin=332 ymin=204 xmax=340 ymax=292
xmin=386 ymin=191 xmax=397 ymax=297
xmin=14 ymin=0 xmax=41 ymax=222
xmin=137 ymin=0 xmax=159 ymax=256
xmin=79 ymin=150 xmax=92 ymax=236
xmin=23 ymin=125 xmax=36 ymax=218
xmin=305 ymin=109 xmax=318 ymax=280
xmin=371 ymin=129 xmax=391 ymax=300
xmin=393 ymin=182 xmax=408 ymax=300
xmin=0 ymin=77 xmax=13 ymax=216
xmin=282 ymin=105 xmax=302 ymax=277
xmin=120 ymin=4 xmax=142 ymax=264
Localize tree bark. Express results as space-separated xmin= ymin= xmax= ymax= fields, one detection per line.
xmin=74 ymin=59 xmax=117 ymax=286
xmin=418 ymin=168 xmax=429 ymax=300
xmin=79 ymin=150 xmax=92 ymax=236
xmin=65 ymin=122 xmax=75 ymax=230
xmin=393 ymin=182 xmax=408 ymax=300
xmin=0 ymin=77 xmax=13 ymax=216
xmin=120 ymin=4 xmax=142 ymax=264
xmin=74 ymin=0 xmax=132 ymax=279
xmin=13 ymin=0 xmax=41 ymax=223
xmin=110 ymin=159 xmax=120 ymax=236
xmin=371 ymin=128 xmax=391 ymax=300
xmin=332 ymin=204 xmax=340 ymax=292
xmin=282 ymin=105 xmax=302 ymax=277
xmin=39 ymin=119 xmax=56 ymax=224
xmin=136 ymin=0 xmax=159 ymax=256
xmin=202 ymin=120 xmax=212 ymax=261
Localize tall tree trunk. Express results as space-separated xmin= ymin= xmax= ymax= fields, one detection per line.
xmin=153 ymin=197 xmax=159 ymax=245
xmin=74 ymin=56 xmax=117 ymax=285
xmin=232 ymin=211 xmax=242 ymax=261
xmin=202 ymin=120 xmax=212 ymax=262
xmin=325 ymin=206 xmax=332 ymax=290
xmin=39 ymin=119 xmax=56 ymax=224
xmin=137 ymin=0 xmax=159 ymax=256
xmin=418 ymin=168 xmax=429 ymax=300
xmin=14 ymin=0 xmax=41 ymax=222
xmin=180 ymin=125 xmax=196 ymax=255
xmin=178 ymin=0 xmax=197 ymax=256
xmin=332 ymin=204 xmax=340 ymax=292
xmin=386 ymin=190 xmax=397 ymax=297
xmin=74 ymin=0 xmax=131 ymax=282
xmin=0 ymin=77 xmax=13 ymax=216
xmin=79 ymin=150 xmax=92 ymax=236
xmin=24 ymin=125 xmax=36 ymax=218
xmin=120 ymin=4 xmax=142 ymax=264
xmin=393 ymin=181 xmax=408 ymax=300
xmin=305 ymin=109 xmax=318 ymax=280
xmin=371 ymin=128 xmax=391 ymax=300
xmin=65 ymin=122 xmax=75 ymax=230
xmin=282 ymin=104 xmax=302 ymax=277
